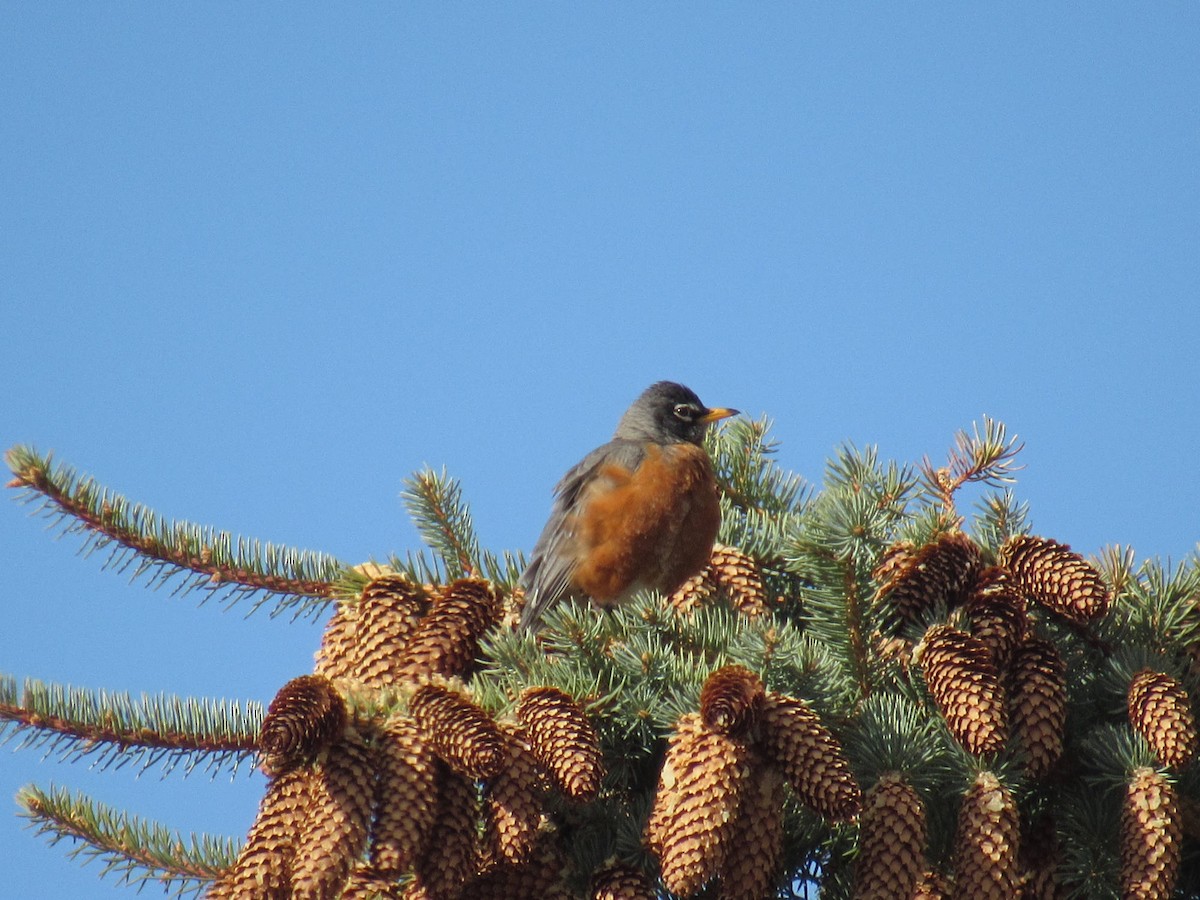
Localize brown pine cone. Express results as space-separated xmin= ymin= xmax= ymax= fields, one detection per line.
xmin=484 ymin=724 xmax=546 ymax=865
xmin=258 ymin=674 xmax=346 ymax=776
xmin=918 ymin=624 xmax=1008 ymax=756
xmin=313 ymin=602 xmax=360 ymax=681
xmin=646 ymin=712 xmax=750 ymax=897
xmin=370 ymin=716 xmax=440 ymax=877
xmin=709 ymin=544 xmax=769 ymax=617
xmin=758 ymin=692 xmax=861 ymax=821
xmin=409 ymin=682 xmax=505 ymax=780
xmin=1007 ymin=637 xmax=1066 ymax=778
xmin=1120 ymin=767 xmax=1182 ymax=900
xmin=516 ymin=686 xmax=605 ymax=802
xmin=699 ymin=664 xmax=764 ymax=737
xmin=720 ymin=761 xmax=784 ymax=900
xmin=590 ymin=859 xmax=658 ymax=900
xmin=407 ymin=764 xmax=482 ymax=900
xmin=875 ymin=532 xmax=983 ymax=632
xmin=291 ymin=737 xmax=375 ymax=899
xmin=340 ymin=865 xmax=402 ymax=899
xmin=400 ymin=578 xmax=502 ymax=680
xmin=468 ymin=834 xmax=572 ymax=900
xmin=853 ymin=772 xmax=926 ymax=900
xmin=998 ymin=535 xmax=1109 ymax=624
xmin=951 ymin=771 xmax=1019 ymax=900
xmin=354 ymin=575 xmax=431 ymax=688
xmin=208 ymin=764 xmax=315 ymax=898
xmin=965 ymin=566 xmax=1028 ymax=672
xmin=1128 ymin=669 xmax=1198 ymax=769
xmin=668 ymin=568 xmax=718 ymax=614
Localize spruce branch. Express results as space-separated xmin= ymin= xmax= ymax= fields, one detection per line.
xmin=5 ymin=445 xmax=344 ymax=617
xmin=0 ymin=675 xmax=260 ymax=778
xmin=920 ymin=416 xmax=1024 ymax=522
xmin=17 ymin=783 xmax=237 ymax=896
xmin=400 ymin=467 xmax=481 ymax=579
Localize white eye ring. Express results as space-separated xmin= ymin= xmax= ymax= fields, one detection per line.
xmin=673 ymin=403 xmax=696 ymax=421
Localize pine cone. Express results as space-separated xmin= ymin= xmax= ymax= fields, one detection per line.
xmin=469 ymin=834 xmax=572 ymax=899
xmin=918 ymin=624 xmax=1008 ymax=756
xmin=876 ymin=532 xmax=982 ymax=632
xmin=590 ymin=860 xmax=658 ymax=900
xmin=354 ymin=575 xmax=430 ymax=687
xmin=516 ymin=686 xmax=605 ymax=802
xmin=1018 ymin=811 xmax=1063 ymax=900
xmin=709 ymin=544 xmax=769 ymax=616
xmin=1007 ymin=637 xmax=1067 ymax=778
xmin=409 ymin=683 xmax=505 ymax=779
xmin=400 ymin=578 xmax=502 ymax=680
xmin=998 ymin=535 xmax=1109 ymax=624
xmin=209 ymin=765 xmax=315 ymax=898
xmin=758 ymin=691 xmax=861 ymax=821
xmin=291 ymin=737 xmax=375 ymax=899
xmin=699 ymin=664 xmax=764 ymax=737
xmin=484 ymin=724 xmax=546 ymax=865
xmin=720 ymin=761 xmax=784 ymax=900
xmin=966 ymin=567 xmax=1027 ymax=672
xmin=314 ymin=602 xmax=360 ymax=681
xmin=668 ymin=568 xmax=717 ymax=614
xmin=1120 ymin=767 xmax=1182 ymax=900
xmin=407 ymin=764 xmax=482 ymax=900
xmin=912 ymin=870 xmax=950 ymax=899
xmin=952 ymin=771 xmax=1019 ymax=900
xmin=341 ymin=865 xmax=402 ymax=899
xmin=646 ymin=712 xmax=750 ymax=897
xmin=1128 ymin=669 xmax=1198 ymax=769
xmin=259 ymin=675 xmax=347 ymax=776
xmin=370 ymin=716 xmax=440 ymax=877
xmin=853 ymin=773 xmax=926 ymax=900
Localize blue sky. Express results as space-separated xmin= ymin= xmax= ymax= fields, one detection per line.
xmin=2 ymin=6 xmax=1198 ymax=897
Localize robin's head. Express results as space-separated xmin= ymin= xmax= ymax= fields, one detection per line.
xmin=613 ymin=381 xmax=738 ymax=445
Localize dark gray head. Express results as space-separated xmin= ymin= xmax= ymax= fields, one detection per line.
xmin=613 ymin=381 xmax=738 ymax=445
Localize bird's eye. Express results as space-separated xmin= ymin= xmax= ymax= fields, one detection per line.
xmin=673 ymin=403 xmax=696 ymax=421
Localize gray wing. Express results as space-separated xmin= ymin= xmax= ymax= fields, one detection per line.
xmin=519 ymin=440 xmax=648 ymax=630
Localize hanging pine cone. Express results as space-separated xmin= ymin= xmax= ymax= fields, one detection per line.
xmin=709 ymin=544 xmax=769 ymax=617
xmin=1018 ymin=811 xmax=1063 ymax=900
xmin=484 ymin=724 xmax=546 ymax=865
xmin=646 ymin=712 xmax=750 ymax=897
xmin=875 ymin=532 xmax=982 ymax=632
xmin=469 ymin=834 xmax=572 ymax=900
xmin=370 ymin=716 xmax=440 ymax=877
xmin=1120 ymin=767 xmax=1182 ymax=900
xmin=720 ymin=761 xmax=784 ymax=900
xmin=951 ymin=771 xmax=1019 ymax=900
xmin=208 ymin=764 xmax=315 ymax=898
xmin=853 ymin=772 xmax=926 ymax=900
xmin=400 ymin=578 xmax=502 ymax=680
xmin=341 ymin=864 xmax=402 ymax=899
xmin=1007 ymin=636 xmax=1067 ymax=778
xmin=516 ymin=686 xmax=605 ymax=802
xmin=590 ymin=859 xmax=658 ymax=900
xmin=258 ymin=674 xmax=347 ymax=776
xmin=1128 ymin=669 xmax=1199 ymax=769
xmin=912 ymin=870 xmax=950 ymax=899
xmin=998 ymin=535 xmax=1109 ymax=624
xmin=699 ymin=664 xmax=764 ymax=737
xmin=353 ymin=575 xmax=431 ymax=687
xmin=758 ymin=691 xmax=861 ymax=821
xmin=409 ymin=682 xmax=506 ymax=780
xmin=291 ymin=737 xmax=375 ymax=899
xmin=406 ymin=764 xmax=482 ymax=900
xmin=313 ymin=602 xmax=360 ymax=681
xmin=668 ymin=568 xmax=717 ymax=614
xmin=918 ymin=624 xmax=1008 ymax=756
xmin=965 ymin=566 xmax=1027 ymax=672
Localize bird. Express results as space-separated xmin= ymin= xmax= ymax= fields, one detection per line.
xmin=519 ymin=381 xmax=738 ymax=630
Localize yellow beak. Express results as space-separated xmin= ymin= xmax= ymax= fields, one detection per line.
xmin=699 ymin=407 xmax=739 ymax=424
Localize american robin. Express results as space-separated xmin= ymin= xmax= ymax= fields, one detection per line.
xmin=519 ymin=381 xmax=738 ymax=630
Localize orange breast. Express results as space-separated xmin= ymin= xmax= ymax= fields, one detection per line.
xmin=570 ymin=443 xmax=720 ymax=605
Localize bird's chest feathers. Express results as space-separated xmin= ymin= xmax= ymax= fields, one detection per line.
xmin=570 ymin=443 xmax=720 ymax=603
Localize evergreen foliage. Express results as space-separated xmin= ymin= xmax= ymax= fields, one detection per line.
xmin=4 ymin=419 xmax=1200 ymax=898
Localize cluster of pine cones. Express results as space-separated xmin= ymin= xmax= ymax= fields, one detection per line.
xmin=865 ymin=531 xmax=1195 ymax=898
xmin=208 ymin=575 xmax=614 ymax=898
